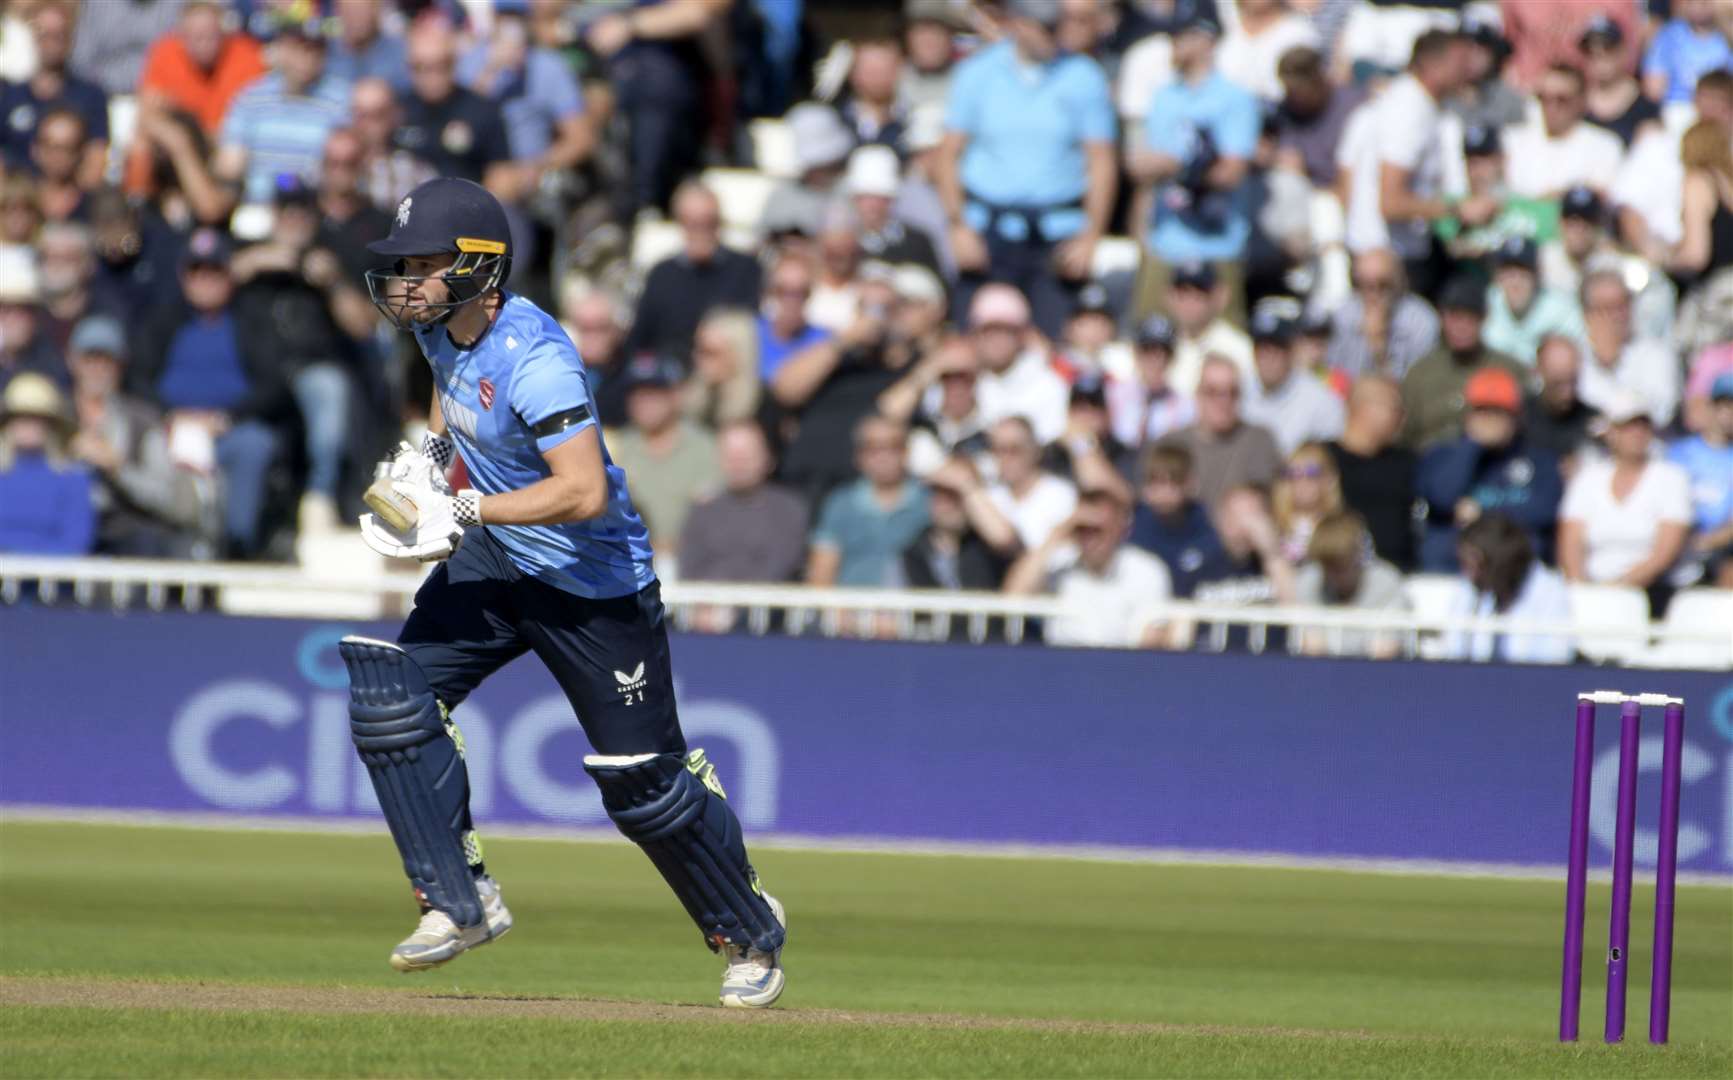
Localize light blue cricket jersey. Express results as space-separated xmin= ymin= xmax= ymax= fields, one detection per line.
xmin=415 ymin=293 xmax=656 ymax=599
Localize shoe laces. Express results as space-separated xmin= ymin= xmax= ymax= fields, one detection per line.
xmin=413 ymin=908 xmax=457 ymax=938
xmin=724 ymin=947 xmax=775 ymax=984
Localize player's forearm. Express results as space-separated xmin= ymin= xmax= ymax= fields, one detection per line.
xmin=477 ymin=473 xmax=606 ymax=525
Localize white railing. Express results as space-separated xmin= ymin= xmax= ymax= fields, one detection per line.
xmin=0 ymin=555 xmax=1727 ymax=668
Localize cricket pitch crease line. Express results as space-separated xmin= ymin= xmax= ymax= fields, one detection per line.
xmin=4 ymin=805 xmax=1731 ymax=888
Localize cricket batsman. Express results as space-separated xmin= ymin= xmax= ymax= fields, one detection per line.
xmin=345 ymin=176 xmax=785 ymax=1007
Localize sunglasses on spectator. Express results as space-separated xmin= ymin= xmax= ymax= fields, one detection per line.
xmin=939 ymin=370 xmax=977 ymax=383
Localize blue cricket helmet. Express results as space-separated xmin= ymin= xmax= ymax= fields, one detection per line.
xmin=366 ymin=177 xmax=512 ymax=330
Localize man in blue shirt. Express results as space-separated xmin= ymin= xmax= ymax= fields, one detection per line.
xmin=937 ymin=0 xmax=1116 ymax=337
xmin=351 ymin=177 xmax=786 ymax=1008
xmin=215 ymin=15 xmax=352 ymax=206
xmin=1128 ymin=16 xmax=1258 ymax=318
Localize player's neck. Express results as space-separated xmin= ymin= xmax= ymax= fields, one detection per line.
xmin=447 ymin=292 xmax=504 ymax=349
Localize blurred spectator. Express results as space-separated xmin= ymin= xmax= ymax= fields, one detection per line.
xmin=561 ymin=285 xmax=630 ymax=429
xmin=605 ymin=355 xmax=719 ymax=555
xmin=229 ymin=177 xmax=378 ymax=532
xmin=1524 ymin=334 xmax=1598 ymax=470
xmin=1344 ymin=30 xmax=1479 ymax=291
xmin=882 ymin=334 xmax=990 ymax=478
xmin=0 ymin=2 xmax=31 ymax=84
xmin=126 ymin=103 xmax=220 ymax=229
xmin=1272 ymin=441 xmax=1342 ymax=564
xmin=897 ymin=454 xmax=1021 ymax=591
xmin=625 ymin=181 xmax=761 ymax=367
xmin=1502 ymin=0 xmax=1638 ymax=90
xmin=215 ymin=17 xmax=351 ymax=207
xmin=327 ymin=0 xmax=409 ymax=90
xmin=1242 ymin=303 xmax=1343 ymax=454
xmin=69 ymin=0 xmax=186 ymax=98
xmin=1218 ymin=0 xmax=1320 ymax=101
xmin=1670 ymin=118 xmax=1733 ymax=284
xmin=132 ymin=0 xmax=267 ymax=139
xmin=394 ymin=21 xmax=512 ymax=192
xmin=1440 ymin=512 xmax=1576 ymax=664
xmin=1482 ymin=237 xmax=1585 ymax=366
xmin=1559 ymin=391 xmax=1693 ymax=607
xmin=1400 ymin=276 xmax=1526 ymax=450
xmin=1108 ymin=314 xmax=1195 ymax=448
xmin=133 ymin=227 xmax=288 ymax=560
xmin=807 ymin=206 xmax=865 ymax=334
xmin=900 ymin=0 xmax=964 ymax=118
xmin=761 ymin=103 xmax=854 ymax=239
xmin=458 ymin=6 xmax=594 ymax=184
xmin=962 ymin=283 xmax=1067 ymax=444
xmin=806 ymin=415 xmax=930 ymax=587
xmin=1129 ymin=441 xmax=1227 ymax=598
xmin=38 ymin=221 xmax=125 ymax=356
xmin=1540 ymin=187 xmax=1676 ymax=344
xmin=1161 ymin=354 xmax=1282 ymax=513
xmin=849 ymin=146 xmax=943 ymax=279
xmin=838 ymin=36 xmax=906 ymax=151
xmin=1044 ymin=372 xmax=1134 ymax=484
xmin=775 ymin=267 xmax=926 ymax=502
xmin=582 ymin=0 xmax=728 ymax=217
xmin=1503 ymin=64 xmax=1624 ymax=200
xmin=986 ymin=415 xmax=1076 ymax=550
xmin=64 ymin=314 xmax=204 ymax=556
xmin=678 ymin=420 xmax=808 ymax=584
xmin=1130 ymin=17 xmax=1258 ymax=315
xmin=1614 ymin=71 xmax=1733 ymax=260
xmin=1641 ymin=0 xmax=1732 ymax=109
xmin=1294 ymin=510 xmax=1407 ymax=659
xmin=1326 ymin=247 xmax=1438 ymax=381
xmin=2 ymin=2 xmax=107 ymax=187
xmin=349 ymin=77 xmax=436 ymax=213
xmin=86 ymin=187 xmax=181 ymax=326
xmin=1004 ymin=474 xmax=1172 ymax=649
xmin=1434 ymin=124 xmax=1545 ymax=262
xmin=30 ymin=107 xmax=90 ymax=223
xmin=1166 ymin=260 xmax=1253 ymax=394
xmin=754 ymin=253 xmax=830 ymax=381
xmin=1450 ymin=14 xmax=1526 ymax=133
xmin=0 ymin=249 xmax=62 ymax=387
xmin=683 ymin=308 xmax=771 ymax=439
xmin=1416 ymin=368 xmax=1563 ymax=572
xmin=0 ymin=371 xmax=94 ymax=554
xmin=894 ymin=105 xmax=956 ymax=277
xmin=1271 ymin=45 xmax=1363 ymax=187
xmin=1579 ymin=16 xmax=1659 ymax=149
xmin=309 ymin=130 xmax=392 ymax=283
xmin=938 ymin=0 xmax=1116 ymax=337
xmin=1326 ymin=375 xmax=1417 ymax=570
xmin=0 ymin=173 xmax=40 ymax=253
xmin=1684 ymin=341 xmax=1733 ymax=433
xmin=1667 ymin=373 xmax=1733 ymax=588
xmin=1577 ymin=269 xmax=1678 ymax=427
xmin=1052 ymin=282 xmax=1119 ymax=378
xmin=1192 ymin=483 xmax=1296 ymax=650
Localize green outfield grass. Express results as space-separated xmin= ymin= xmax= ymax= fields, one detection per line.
xmin=0 ymin=820 xmax=1728 ymax=1078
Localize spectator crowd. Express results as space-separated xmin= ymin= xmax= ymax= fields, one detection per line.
xmin=1 ymin=0 xmax=1730 ymax=659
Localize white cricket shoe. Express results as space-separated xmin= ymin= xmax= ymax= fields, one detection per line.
xmin=389 ymin=876 xmax=513 ymax=972
xmin=719 ymin=893 xmax=786 ymax=1008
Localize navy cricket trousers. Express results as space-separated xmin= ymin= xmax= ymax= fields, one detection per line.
xmin=398 ymin=527 xmax=684 ymax=758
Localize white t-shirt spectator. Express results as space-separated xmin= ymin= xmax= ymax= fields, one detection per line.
xmin=1116 ymin=34 xmax=1173 ymax=123
xmin=1439 ymin=563 xmax=1575 ymax=664
xmin=974 ymin=348 xmax=1071 ymax=445
xmin=1577 ymin=338 xmax=1681 ymax=428
xmin=1345 ymin=74 xmax=1445 ymax=258
xmin=1045 ymin=545 xmax=1173 ymax=648
xmin=1502 ymin=122 xmax=1626 ymax=198
xmin=1611 ymin=126 xmax=1684 ymax=246
xmin=989 ymin=473 xmax=1078 ymax=550
xmin=1217 ymin=14 xmax=1322 ymax=101
xmin=1560 ymin=458 xmax=1694 ymax=582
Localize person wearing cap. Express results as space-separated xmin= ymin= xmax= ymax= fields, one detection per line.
xmin=1666 ymin=372 xmax=1733 ymax=587
xmin=1216 ymin=0 xmax=1320 ymax=102
xmin=849 ymin=145 xmax=945 ymax=281
xmin=1502 ymin=64 xmax=1624 ymax=201
xmin=1580 ymin=15 xmax=1660 ymax=149
xmin=1129 ymin=15 xmax=1259 ymax=320
xmin=1399 ymin=274 xmax=1527 ymax=450
xmin=1045 ymin=370 xmax=1135 ymax=484
xmin=213 ymin=10 xmax=352 ymax=208
xmin=901 ymin=0 xmax=967 ymax=119
xmin=882 ymin=333 xmax=993 ymax=478
xmin=1107 ymin=313 xmax=1195 ymax=448
xmin=1524 ymin=334 xmax=1599 ymax=468
xmin=1436 ymin=123 xmax=1557 ymax=262
xmin=606 ymin=354 xmax=720 ymax=557
xmin=64 ymin=314 xmax=205 ymax=556
xmin=1641 ymin=0 xmax=1733 ymax=108
xmin=0 ymin=370 xmax=95 ymax=555
xmin=1003 ymin=458 xmax=1173 ymax=649
xmin=1415 ymin=366 xmax=1563 ymax=572
xmin=1577 ymin=268 xmax=1679 ymax=428
xmin=0 ymin=249 xmax=64 ymax=390
xmin=937 ymin=0 xmax=1117 ymax=338
xmin=1539 ymin=185 xmax=1676 ymax=343
xmin=1165 ymin=259 xmax=1254 ymax=395
xmin=1053 ymin=281 xmax=1121 ymax=380
xmin=1449 ymin=14 xmax=1526 ymax=135
xmin=1293 ymin=510 xmax=1409 ymax=660
xmin=1559 ymin=388 xmax=1693 ymax=607
xmin=954 ymin=282 xmax=1068 ymax=445
xmin=0 ymin=2 xmax=108 ymax=189
xmin=1326 ymin=247 xmax=1439 ymax=382
xmin=1481 ymin=236 xmax=1586 ymax=366
xmin=1241 ymin=300 xmax=1344 ymax=454
xmin=761 ymin=102 xmax=857 ymax=240
xmin=624 ymin=181 xmax=763 ymax=367
xmin=1271 ymin=45 xmax=1365 ymax=188
xmin=1343 ymin=30 xmax=1484 ymax=292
